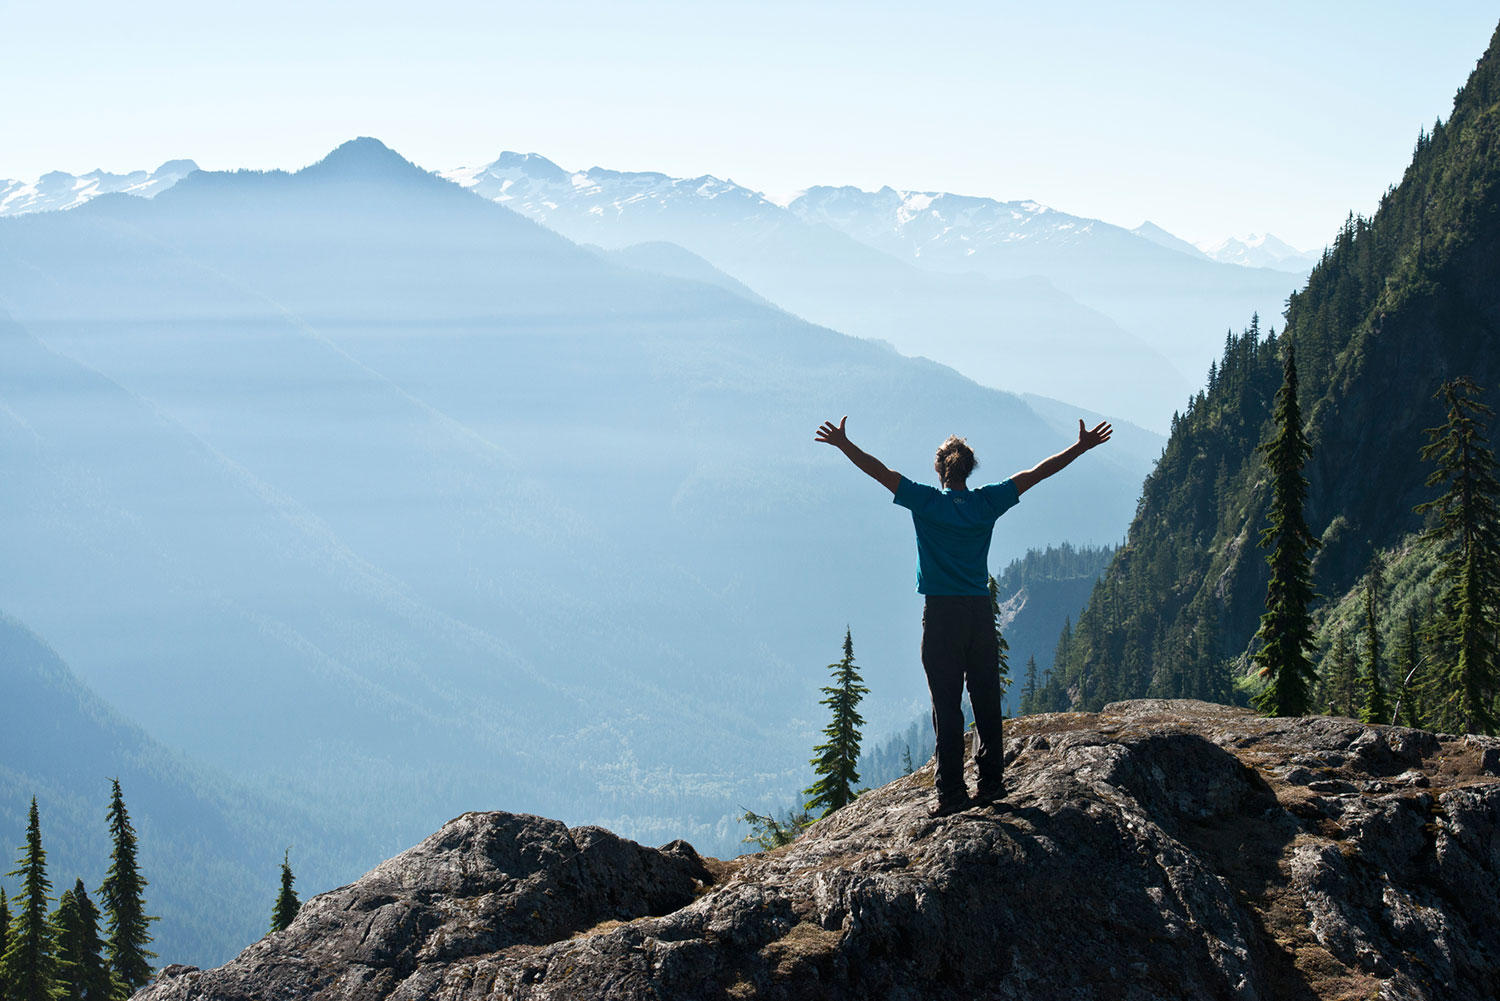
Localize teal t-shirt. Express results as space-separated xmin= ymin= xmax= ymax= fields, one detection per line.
xmin=893 ymin=477 xmax=1021 ymax=595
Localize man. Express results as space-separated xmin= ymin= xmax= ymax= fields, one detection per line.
xmin=815 ymin=416 xmax=1113 ymax=817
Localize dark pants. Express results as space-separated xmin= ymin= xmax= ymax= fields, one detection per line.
xmin=922 ymin=595 xmax=1005 ymax=799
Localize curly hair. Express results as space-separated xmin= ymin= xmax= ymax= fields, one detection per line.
xmin=934 ymin=435 xmax=977 ymax=487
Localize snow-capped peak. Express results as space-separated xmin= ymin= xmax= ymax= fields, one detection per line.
xmin=1197 ymin=232 xmax=1316 ymax=272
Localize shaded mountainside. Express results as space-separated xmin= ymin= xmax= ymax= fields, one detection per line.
xmin=0 ymin=611 xmax=346 ymax=966
xmin=137 ymin=701 xmax=1500 ymax=1001
xmin=1052 ymin=21 xmax=1500 ymax=708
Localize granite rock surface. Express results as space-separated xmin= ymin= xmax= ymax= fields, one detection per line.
xmin=138 ymin=700 xmax=1500 ymax=1000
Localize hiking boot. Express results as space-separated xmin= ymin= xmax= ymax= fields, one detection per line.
xmin=927 ymin=792 xmax=970 ymax=818
xmin=973 ymin=777 xmax=1004 ymax=806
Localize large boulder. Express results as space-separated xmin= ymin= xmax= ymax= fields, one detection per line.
xmin=138 ymin=700 xmax=1500 ymax=1000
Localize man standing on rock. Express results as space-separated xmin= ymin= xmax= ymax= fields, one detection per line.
xmin=815 ymin=416 xmax=1113 ymax=817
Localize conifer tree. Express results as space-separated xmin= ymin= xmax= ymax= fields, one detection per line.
xmin=1 ymin=887 xmax=11 ymax=1001
xmin=803 ymin=628 xmax=869 ymax=817
xmin=99 ymin=780 xmax=155 ymax=997
xmin=50 ymin=888 xmax=80 ymax=1001
xmin=4 ymin=797 xmax=59 ymax=1001
xmin=1020 ymin=656 xmax=1041 ymax=715
xmin=1037 ymin=670 xmax=1069 ymax=713
xmin=987 ymin=575 xmax=1013 ymax=712
xmin=1323 ymin=630 xmax=1358 ymax=717
xmin=1359 ymin=558 xmax=1389 ymax=724
xmin=900 ymin=744 xmax=915 ymax=776
xmin=1416 ymin=377 xmax=1500 ymax=734
xmin=1394 ymin=610 xmax=1424 ymax=727
xmin=270 ymin=850 xmax=301 ymax=934
xmin=738 ymin=807 xmax=813 ymax=850
xmin=1252 ymin=342 xmax=1321 ymax=717
xmin=51 ymin=881 xmax=110 ymax=1001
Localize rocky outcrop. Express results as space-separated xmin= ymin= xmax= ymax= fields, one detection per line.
xmin=139 ymin=701 xmax=1500 ymax=1000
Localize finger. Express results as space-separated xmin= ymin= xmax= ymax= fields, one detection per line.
xmin=839 ymin=416 xmax=848 ymax=431
xmin=1078 ymin=418 xmax=1085 ymax=436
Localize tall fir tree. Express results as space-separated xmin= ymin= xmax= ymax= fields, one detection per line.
xmin=1 ymin=885 xmax=12 ymax=1000
xmin=51 ymin=881 xmax=110 ymax=1001
xmin=270 ymin=850 xmax=301 ymax=934
xmin=1358 ymin=558 xmax=1389 ymax=724
xmin=1323 ymin=630 xmax=1358 ymax=717
xmin=50 ymin=887 xmax=80 ymax=1001
xmin=803 ymin=628 xmax=869 ymax=817
xmin=1394 ymin=610 xmax=1424 ymax=727
xmin=1416 ymin=377 xmax=1500 ymax=734
xmin=1251 ymin=341 xmax=1321 ymax=717
xmin=99 ymin=780 xmax=155 ymax=997
xmin=987 ymin=575 xmax=1013 ymax=713
xmin=4 ymin=797 xmax=59 ymax=1001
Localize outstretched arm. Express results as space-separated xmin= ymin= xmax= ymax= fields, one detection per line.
xmin=1011 ymin=419 xmax=1112 ymax=496
xmin=816 ymin=416 xmax=901 ymax=495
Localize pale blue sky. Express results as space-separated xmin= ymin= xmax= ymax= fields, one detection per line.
xmin=2 ymin=1 xmax=1495 ymax=249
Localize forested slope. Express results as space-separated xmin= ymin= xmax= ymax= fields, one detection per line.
xmin=1052 ymin=21 xmax=1500 ymax=709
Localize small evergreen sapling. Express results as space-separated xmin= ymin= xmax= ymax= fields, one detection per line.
xmin=99 ymin=780 xmax=155 ymax=997
xmin=1020 ymin=656 xmax=1040 ymax=716
xmin=1252 ymin=342 xmax=1321 ymax=717
xmin=738 ymin=807 xmax=813 ymax=851
xmin=802 ymin=628 xmax=869 ymax=817
xmin=270 ymin=850 xmax=301 ymax=933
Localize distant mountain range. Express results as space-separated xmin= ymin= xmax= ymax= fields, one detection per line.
xmin=440 ymin=155 xmax=1304 ymax=420
xmin=0 ymin=153 xmax=1308 ymax=430
xmin=0 ymin=137 xmax=1154 ymax=926
xmin=1130 ymin=221 xmax=1317 ymax=272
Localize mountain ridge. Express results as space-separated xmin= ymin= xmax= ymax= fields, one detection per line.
xmin=1050 ymin=19 xmax=1500 ymax=712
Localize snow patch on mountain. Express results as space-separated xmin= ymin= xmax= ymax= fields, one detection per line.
xmin=0 ymin=160 xmax=199 ymax=216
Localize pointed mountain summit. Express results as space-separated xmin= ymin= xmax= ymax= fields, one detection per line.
xmin=297 ymin=136 xmax=436 ymax=185
xmin=492 ymin=151 xmax=569 ymax=181
xmin=1130 ymin=221 xmax=1208 ymax=261
xmin=153 ymin=159 xmax=200 ymax=177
